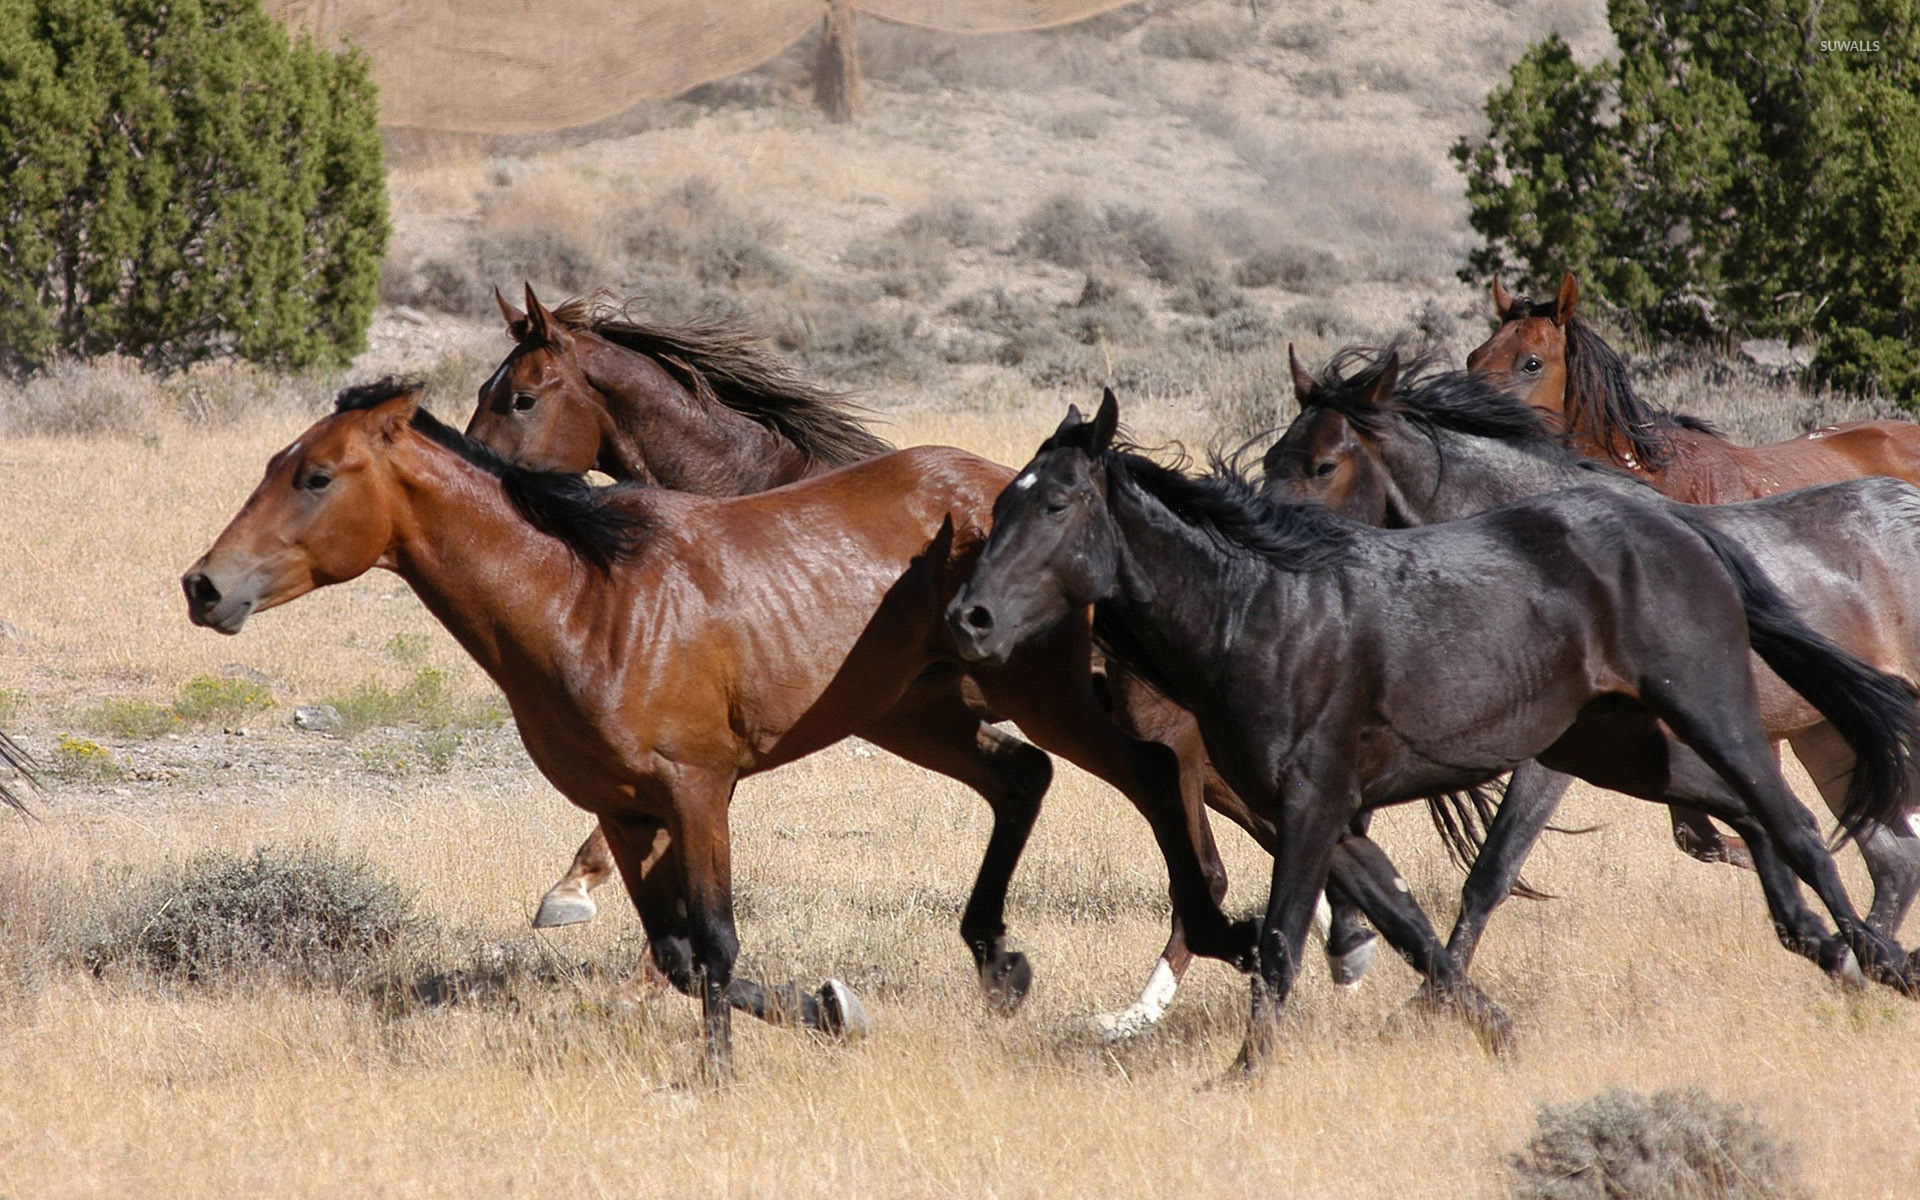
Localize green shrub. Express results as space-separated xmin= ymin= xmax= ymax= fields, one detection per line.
xmin=1509 ymin=1087 xmax=1805 ymax=1200
xmin=84 ymin=845 xmax=425 ymax=985
xmin=1457 ymin=1 xmax=1920 ymax=400
xmin=83 ymin=673 xmax=272 ymax=737
xmin=324 ymin=668 xmax=504 ymax=735
xmin=0 ymin=0 xmax=387 ymax=375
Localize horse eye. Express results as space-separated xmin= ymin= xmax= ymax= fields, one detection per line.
xmin=512 ymin=392 xmax=538 ymax=411
xmin=1522 ymin=356 xmax=1543 ymax=373
xmin=1045 ymin=499 xmax=1069 ymax=516
xmin=304 ymin=471 xmax=332 ymax=491
xmin=1314 ymin=460 xmax=1338 ymax=478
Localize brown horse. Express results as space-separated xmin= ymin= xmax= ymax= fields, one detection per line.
xmin=1468 ymin=272 xmax=1920 ymax=864
xmin=460 ymin=287 xmax=1515 ymax=1045
xmin=182 ymin=378 xmax=1248 ymax=1076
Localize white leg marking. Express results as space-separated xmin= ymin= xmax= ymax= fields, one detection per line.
xmin=1312 ymin=891 xmax=1332 ymax=944
xmin=1088 ymin=957 xmax=1179 ymax=1043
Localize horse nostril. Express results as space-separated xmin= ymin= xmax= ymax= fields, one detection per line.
xmin=184 ymin=572 xmax=220 ymax=611
xmin=963 ymin=605 xmax=993 ymax=632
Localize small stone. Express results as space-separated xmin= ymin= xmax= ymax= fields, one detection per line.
xmin=293 ymin=705 xmax=342 ymax=733
xmin=1737 ymin=338 xmax=1810 ymax=371
xmin=219 ymin=664 xmax=272 ymax=686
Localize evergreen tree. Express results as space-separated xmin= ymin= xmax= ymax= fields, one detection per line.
xmin=0 ymin=0 xmax=387 ymax=376
xmin=1457 ymin=0 xmax=1920 ymax=401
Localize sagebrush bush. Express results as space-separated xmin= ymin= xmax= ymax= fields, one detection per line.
xmin=0 ymin=0 xmax=386 ymax=375
xmin=84 ymin=846 xmax=426 ymax=985
xmin=1508 ymin=1087 xmax=1805 ymax=1200
xmin=1140 ymin=21 xmax=1239 ymax=62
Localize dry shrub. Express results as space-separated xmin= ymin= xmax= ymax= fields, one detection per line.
xmin=1140 ymin=20 xmax=1240 ymax=62
xmin=1509 ymin=1087 xmax=1806 ymax=1200
xmin=1015 ymin=194 xmax=1220 ymax=288
xmin=83 ymin=845 xmax=428 ymax=987
xmin=897 ymin=195 xmax=1001 ymax=251
xmin=0 ymin=355 xmax=325 ymax=437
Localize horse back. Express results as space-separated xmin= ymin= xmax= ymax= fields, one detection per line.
xmin=1655 ymin=420 xmax=1920 ymax=503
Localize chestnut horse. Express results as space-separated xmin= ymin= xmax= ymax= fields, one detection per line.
xmin=1468 ymin=272 xmax=1920 ymax=864
xmin=183 ymin=378 xmax=1252 ymax=1077
xmin=461 ymin=287 xmax=1507 ymax=1044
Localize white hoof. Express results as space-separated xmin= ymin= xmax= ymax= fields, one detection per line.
xmin=819 ymin=978 xmax=869 ymax=1042
xmin=1327 ymin=933 xmax=1377 ymax=988
xmin=532 ymin=890 xmax=597 ymax=929
xmin=1835 ymin=947 xmax=1869 ymax=990
xmin=1087 ymin=1003 xmax=1166 ymax=1044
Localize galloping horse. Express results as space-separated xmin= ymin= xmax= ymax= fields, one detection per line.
xmin=1468 ymin=271 xmax=1920 ymax=864
xmin=460 ymin=286 xmax=1492 ymax=1043
xmin=949 ymin=392 xmax=1920 ymax=1075
xmin=1265 ymin=349 xmax=1920 ymax=960
xmin=186 ymin=378 xmax=1274 ymax=1076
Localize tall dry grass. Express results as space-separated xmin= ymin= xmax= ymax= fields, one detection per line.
xmin=2 ymin=369 xmax=1918 ymax=1198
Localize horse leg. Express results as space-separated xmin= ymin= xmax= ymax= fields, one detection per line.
xmin=1789 ymin=721 xmax=1920 ymax=939
xmin=1669 ymin=804 xmax=1754 ymax=869
xmin=1090 ymin=667 xmax=1232 ymax=1040
xmin=974 ymin=621 xmax=1253 ymax=971
xmin=532 ymin=821 xmax=619 ymax=928
xmin=861 ymin=681 xmax=1052 ymax=1017
xmin=1324 ymin=811 xmax=1379 ymax=985
xmin=1446 ymin=759 xmax=1573 ymax=971
xmin=1645 ymin=690 xmax=1916 ymax=993
xmin=1235 ymin=787 xmax=1347 ymax=1076
xmin=1327 ymin=833 xmax=1513 ymax=1052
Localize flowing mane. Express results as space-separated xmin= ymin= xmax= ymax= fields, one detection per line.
xmin=1501 ymin=295 xmax=1719 ymax=468
xmin=1105 ymin=445 xmax=1357 ymax=572
xmin=1312 ymin=346 xmax=1560 ymax=446
xmin=550 ymin=293 xmax=892 ymax=467
xmin=336 ymin=379 xmax=648 ymax=570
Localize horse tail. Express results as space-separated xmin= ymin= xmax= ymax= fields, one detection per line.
xmin=1423 ymin=782 xmax=1551 ymax=901
xmin=0 ymin=728 xmax=39 ymax=817
xmin=1671 ymin=508 xmax=1920 ymax=843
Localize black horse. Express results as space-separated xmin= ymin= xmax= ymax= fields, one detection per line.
xmin=1265 ymin=347 xmax=1920 ymax=975
xmin=948 ymin=391 xmax=1920 ymax=1074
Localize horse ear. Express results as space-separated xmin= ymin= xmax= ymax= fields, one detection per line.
xmin=1553 ymin=271 xmax=1578 ymax=327
xmin=496 ymin=286 xmax=529 ymax=340
xmin=522 ymin=284 xmax=572 ymax=349
xmin=1288 ymin=344 xmax=1315 ymax=406
xmin=1089 ymin=387 xmax=1119 ymax=453
xmin=1491 ymin=276 xmax=1513 ymax=318
xmin=371 ymin=386 xmax=422 ymax=443
xmin=1367 ymin=354 xmax=1400 ymax=409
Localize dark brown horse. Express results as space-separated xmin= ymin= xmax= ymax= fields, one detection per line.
xmin=462 ymin=287 xmax=1500 ymax=1044
xmin=182 ymin=378 xmax=1247 ymax=1076
xmin=1468 ymin=272 xmax=1920 ymax=864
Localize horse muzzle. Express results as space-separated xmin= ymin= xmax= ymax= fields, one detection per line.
xmin=181 ymin=568 xmax=255 ymax=635
xmin=946 ymin=595 xmax=1011 ymax=666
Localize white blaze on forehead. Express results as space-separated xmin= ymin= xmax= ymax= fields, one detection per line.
xmin=481 ymin=360 xmax=511 ymax=398
xmin=1010 ymin=472 xmax=1038 ymax=491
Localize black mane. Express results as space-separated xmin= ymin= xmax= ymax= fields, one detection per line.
xmin=1107 ymin=446 xmax=1357 ymax=572
xmin=336 ymin=378 xmax=646 ymax=571
xmin=1310 ymin=346 xmax=1559 ymax=446
xmin=551 ymin=293 xmax=892 ymax=467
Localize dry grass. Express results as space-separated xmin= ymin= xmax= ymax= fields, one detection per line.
xmin=3 ymin=373 xmax=1919 ymax=1198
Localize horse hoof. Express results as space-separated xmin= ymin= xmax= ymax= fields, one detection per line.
xmin=1087 ymin=1006 xmax=1159 ymax=1044
xmin=981 ymin=949 xmax=1033 ymax=1016
xmin=1409 ymin=983 xmax=1513 ymax=1054
xmin=1326 ymin=931 xmax=1377 ymax=988
xmin=818 ymin=979 xmax=869 ymax=1042
xmin=532 ymin=891 xmax=596 ymax=929
xmin=1827 ymin=946 xmax=1868 ymax=990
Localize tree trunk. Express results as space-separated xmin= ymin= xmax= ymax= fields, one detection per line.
xmin=814 ymin=1 xmax=865 ymax=124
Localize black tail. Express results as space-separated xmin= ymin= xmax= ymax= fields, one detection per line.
xmin=1424 ymin=783 xmax=1551 ymax=901
xmin=0 ymin=728 xmax=39 ymax=818
xmin=1673 ymin=509 xmax=1920 ymax=843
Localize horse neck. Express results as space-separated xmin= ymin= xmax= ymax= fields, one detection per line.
xmin=1102 ymin=473 xmax=1277 ymax=700
xmin=383 ymin=437 xmax=603 ymax=689
xmin=1384 ymin=424 xmax=1640 ymax=523
xmin=582 ymin=336 xmax=815 ymax=493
